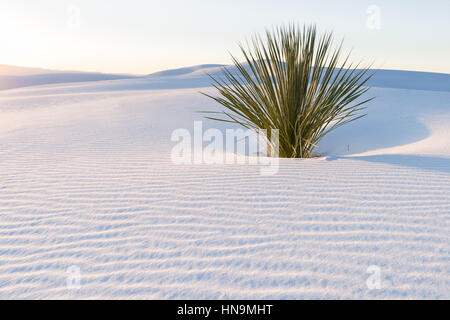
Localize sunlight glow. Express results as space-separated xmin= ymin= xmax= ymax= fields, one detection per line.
xmin=0 ymin=0 xmax=448 ymax=74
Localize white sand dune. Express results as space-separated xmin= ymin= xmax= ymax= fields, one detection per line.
xmin=0 ymin=64 xmax=138 ymax=91
xmin=0 ymin=66 xmax=449 ymax=299
xmin=0 ymin=64 xmax=66 ymax=76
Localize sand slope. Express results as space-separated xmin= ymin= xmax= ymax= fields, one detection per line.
xmin=0 ymin=64 xmax=138 ymax=91
xmin=0 ymin=67 xmax=449 ymax=299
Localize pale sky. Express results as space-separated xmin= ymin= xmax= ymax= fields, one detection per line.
xmin=0 ymin=0 xmax=449 ymax=75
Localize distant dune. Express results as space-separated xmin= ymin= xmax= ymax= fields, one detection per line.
xmin=0 ymin=64 xmax=449 ymax=92
xmin=0 ymin=73 xmax=139 ymax=91
xmin=146 ymin=64 xmax=450 ymax=92
xmin=147 ymin=64 xmax=225 ymax=78
xmin=0 ymin=64 xmax=138 ymax=91
xmin=0 ymin=64 xmax=65 ymax=76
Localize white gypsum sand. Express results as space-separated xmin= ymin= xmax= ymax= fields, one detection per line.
xmin=0 ymin=66 xmax=448 ymax=299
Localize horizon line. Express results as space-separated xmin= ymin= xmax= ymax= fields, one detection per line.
xmin=1 ymin=62 xmax=450 ymax=77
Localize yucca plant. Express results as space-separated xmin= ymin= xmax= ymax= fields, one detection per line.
xmin=202 ymin=25 xmax=374 ymax=158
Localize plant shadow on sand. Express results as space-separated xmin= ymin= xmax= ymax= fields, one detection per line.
xmin=326 ymin=154 xmax=450 ymax=174
xmin=317 ymin=90 xmax=433 ymax=156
